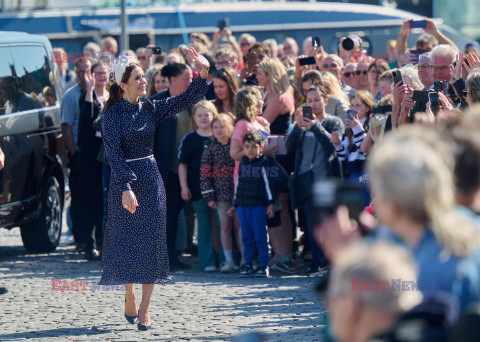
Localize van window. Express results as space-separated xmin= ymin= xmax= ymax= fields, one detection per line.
xmin=6 ymin=45 xmax=57 ymax=114
xmin=0 ymin=46 xmax=15 ymax=115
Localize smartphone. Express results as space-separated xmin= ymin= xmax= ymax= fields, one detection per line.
xmin=298 ymin=56 xmax=316 ymax=66
xmin=246 ymin=51 xmax=257 ymax=70
xmin=312 ymin=37 xmax=321 ymax=48
xmin=302 ymin=106 xmax=313 ymax=120
xmin=444 ymin=80 xmax=449 ymax=96
xmin=268 ymin=136 xmax=287 ymax=155
xmin=433 ymin=81 xmax=443 ymax=92
xmin=412 ymin=90 xmax=429 ymax=103
xmin=409 ymin=20 xmax=428 ymax=29
xmin=428 ymin=92 xmax=440 ymax=115
xmin=152 ymin=47 xmax=162 ymax=54
xmin=218 ymin=18 xmax=230 ymax=30
xmin=392 ymin=70 xmax=403 ymax=85
xmin=346 ymin=109 xmax=357 ymax=120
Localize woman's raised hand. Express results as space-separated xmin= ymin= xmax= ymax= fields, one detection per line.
xmin=84 ymin=68 xmax=95 ymax=91
xmin=188 ymin=47 xmax=210 ymax=78
xmin=294 ymin=108 xmax=304 ymax=128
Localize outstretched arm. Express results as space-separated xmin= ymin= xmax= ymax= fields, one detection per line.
xmin=151 ymin=47 xmax=209 ymax=125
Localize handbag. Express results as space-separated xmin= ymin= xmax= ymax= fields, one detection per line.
xmin=290 ymin=136 xmax=317 ymax=207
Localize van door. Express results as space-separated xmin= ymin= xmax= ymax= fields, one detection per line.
xmin=0 ymin=43 xmax=60 ymax=228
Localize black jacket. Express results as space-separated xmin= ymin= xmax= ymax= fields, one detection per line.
xmin=235 ymin=154 xmax=286 ymax=207
xmin=151 ymin=88 xmax=192 ymax=185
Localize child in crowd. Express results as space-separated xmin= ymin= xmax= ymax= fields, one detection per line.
xmin=331 ymin=91 xmax=373 ymax=183
xmin=200 ymin=114 xmax=243 ymax=273
xmin=232 ymin=130 xmax=284 ymax=278
xmin=178 ymin=100 xmax=223 ymax=272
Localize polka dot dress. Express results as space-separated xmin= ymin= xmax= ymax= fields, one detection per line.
xmin=98 ymin=76 xmax=207 ymax=285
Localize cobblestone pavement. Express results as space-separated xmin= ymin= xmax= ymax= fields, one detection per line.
xmin=0 ymin=224 xmax=327 ymax=342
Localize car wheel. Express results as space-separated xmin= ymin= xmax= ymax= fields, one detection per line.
xmin=20 ymin=176 xmax=63 ymax=252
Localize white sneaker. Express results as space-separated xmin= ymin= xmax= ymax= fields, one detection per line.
xmin=220 ymin=261 xmax=235 ymax=273
xmin=204 ymin=266 xmax=217 ymax=272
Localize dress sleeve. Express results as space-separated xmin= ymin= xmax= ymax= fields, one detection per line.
xmin=101 ymin=109 xmax=137 ymax=191
xmin=151 ymin=76 xmax=207 ymax=126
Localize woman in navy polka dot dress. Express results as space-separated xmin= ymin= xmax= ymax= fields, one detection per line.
xmin=98 ymin=46 xmax=209 ymax=331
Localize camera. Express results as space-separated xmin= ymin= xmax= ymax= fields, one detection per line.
xmin=312 ymin=179 xmax=369 ymax=226
xmin=342 ymin=36 xmax=361 ymax=51
xmin=152 ymin=47 xmax=162 ymax=54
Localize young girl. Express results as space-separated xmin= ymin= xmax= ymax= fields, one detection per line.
xmin=331 ymin=91 xmax=373 ymax=184
xmin=178 ymin=100 xmax=223 ymax=272
xmin=200 ymin=114 xmax=243 ymax=273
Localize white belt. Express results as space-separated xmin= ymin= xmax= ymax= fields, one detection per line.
xmin=125 ymin=155 xmax=154 ymax=163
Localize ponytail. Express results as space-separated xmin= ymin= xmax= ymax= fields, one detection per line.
xmin=105 ymin=82 xmax=123 ymax=110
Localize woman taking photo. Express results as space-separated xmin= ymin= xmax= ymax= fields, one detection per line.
xmin=98 ymin=47 xmax=209 ymax=331
xmin=286 ymin=86 xmax=344 ymax=275
xmin=213 ymin=68 xmax=239 ymax=117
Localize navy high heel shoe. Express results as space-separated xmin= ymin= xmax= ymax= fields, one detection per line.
xmin=124 ymin=298 xmax=138 ymax=324
xmin=137 ymin=309 xmax=152 ymax=331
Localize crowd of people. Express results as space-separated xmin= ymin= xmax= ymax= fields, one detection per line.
xmin=57 ymin=17 xmax=480 ymax=339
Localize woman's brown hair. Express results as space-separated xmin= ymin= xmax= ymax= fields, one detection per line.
xmin=213 ymin=68 xmax=240 ymax=114
xmin=105 ymin=62 xmax=141 ymax=110
xmin=347 ymin=91 xmax=374 ymax=151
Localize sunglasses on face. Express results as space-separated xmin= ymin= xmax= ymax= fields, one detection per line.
xmin=355 ymin=70 xmax=368 ymax=76
xmin=323 ymin=63 xmax=338 ymax=68
xmin=344 ymin=72 xmax=355 ymax=77
xmin=241 ymin=43 xmax=251 ymax=47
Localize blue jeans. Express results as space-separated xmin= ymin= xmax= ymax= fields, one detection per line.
xmin=102 ymin=164 xmax=111 ymax=236
xmin=191 ymin=198 xmax=223 ymax=270
xmin=301 ymin=199 xmax=326 ymax=265
xmin=237 ymin=206 xmax=270 ymax=266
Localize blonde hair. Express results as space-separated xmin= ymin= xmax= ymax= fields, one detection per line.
xmin=400 ymin=65 xmax=424 ymax=90
xmin=190 ymin=100 xmax=218 ymax=131
xmin=367 ymin=127 xmax=480 ymax=257
xmin=211 ymin=113 xmax=235 ymax=139
xmin=329 ymin=241 xmax=422 ymax=312
xmin=258 ymin=58 xmax=291 ymax=94
xmin=320 ymin=71 xmax=349 ymax=103
xmin=233 ymin=86 xmax=262 ymax=123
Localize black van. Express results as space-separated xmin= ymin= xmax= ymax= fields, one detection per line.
xmin=0 ymin=32 xmax=66 ymax=252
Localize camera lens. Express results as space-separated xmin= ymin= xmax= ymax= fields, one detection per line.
xmin=342 ymin=37 xmax=355 ymax=51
